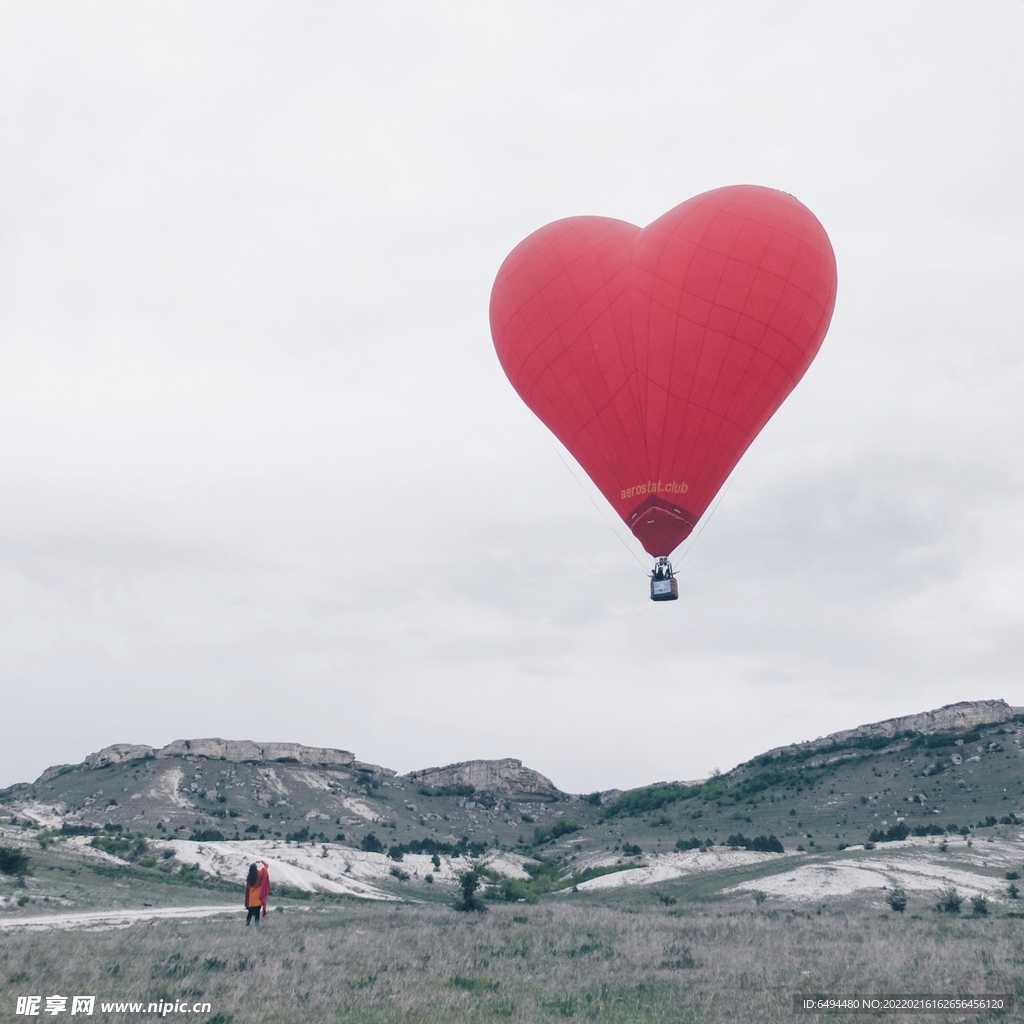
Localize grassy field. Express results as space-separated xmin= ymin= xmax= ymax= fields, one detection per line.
xmin=2 ymin=892 xmax=1023 ymax=1023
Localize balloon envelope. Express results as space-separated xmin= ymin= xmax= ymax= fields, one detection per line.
xmin=489 ymin=185 xmax=838 ymax=556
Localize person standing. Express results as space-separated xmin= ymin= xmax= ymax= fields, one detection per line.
xmin=244 ymin=862 xmax=264 ymax=926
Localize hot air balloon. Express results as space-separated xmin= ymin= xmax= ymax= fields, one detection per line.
xmin=489 ymin=185 xmax=837 ymax=601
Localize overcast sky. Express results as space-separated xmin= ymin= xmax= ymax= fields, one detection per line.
xmin=2 ymin=2 xmax=1022 ymax=792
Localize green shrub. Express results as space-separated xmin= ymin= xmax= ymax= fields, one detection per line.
xmin=971 ymin=895 xmax=989 ymax=916
xmin=188 ymin=830 xmax=224 ymax=843
xmin=59 ymin=824 xmax=98 ymax=836
xmin=490 ymin=877 xmax=539 ymax=903
xmin=0 ymin=845 xmax=30 ymax=875
xmin=385 ymin=836 xmax=486 ymax=859
xmin=531 ymin=820 xmax=581 ymax=846
xmin=451 ymin=975 xmax=498 ymax=992
xmin=418 ymin=784 xmax=475 ymax=798
xmin=360 ymin=832 xmax=384 ymax=853
xmin=868 ymin=823 xmax=910 ymax=843
xmin=936 ymin=887 xmax=962 ymax=913
xmin=675 ymin=837 xmax=705 ymax=852
xmin=725 ymin=834 xmax=784 ymax=853
xmin=621 ymin=843 xmax=642 ymax=857
xmin=91 ymin=833 xmax=149 ymax=860
xmin=885 ymin=888 xmax=908 ymax=912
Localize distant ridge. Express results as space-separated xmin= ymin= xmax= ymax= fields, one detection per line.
xmin=33 ymin=699 xmax=1023 ymax=793
xmin=36 ymin=741 xmax=563 ymax=800
xmin=761 ymin=700 xmax=1024 ymax=761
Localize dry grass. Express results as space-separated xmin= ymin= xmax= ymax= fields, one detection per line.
xmin=1 ymin=898 xmax=1023 ymax=1022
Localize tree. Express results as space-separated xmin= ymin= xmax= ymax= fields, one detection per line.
xmin=454 ymin=868 xmax=485 ymax=913
xmin=360 ymin=832 xmax=384 ymax=854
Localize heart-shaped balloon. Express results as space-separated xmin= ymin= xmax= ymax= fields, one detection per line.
xmin=490 ymin=184 xmax=838 ymax=557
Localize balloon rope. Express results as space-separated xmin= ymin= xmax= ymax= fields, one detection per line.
xmin=675 ymin=477 xmax=734 ymax=567
xmin=546 ymin=438 xmax=650 ymax=573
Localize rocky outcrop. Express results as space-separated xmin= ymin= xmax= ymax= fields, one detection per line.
xmin=403 ymin=758 xmax=563 ymax=802
xmin=84 ymin=744 xmax=157 ymax=769
xmin=826 ymin=700 xmax=1021 ymax=743
xmin=155 ymin=739 xmax=356 ymax=767
xmin=78 ymin=739 xmax=357 ymax=771
xmin=765 ymin=700 xmax=1023 ymax=760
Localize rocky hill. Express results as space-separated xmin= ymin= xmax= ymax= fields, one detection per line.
xmin=2 ymin=698 xmax=1023 ymax=912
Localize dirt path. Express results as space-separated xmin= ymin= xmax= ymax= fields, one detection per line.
xmin=0 ymin=904 xmax=243 ymax=931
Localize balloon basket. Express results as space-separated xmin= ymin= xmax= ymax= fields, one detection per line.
xmin=650 ymin=558 xmax=678 ymax=602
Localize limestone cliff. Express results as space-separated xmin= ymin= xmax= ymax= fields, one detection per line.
xmin=78 ymin=738 xmax=362 ymax=772
xmin=763 ymin=699 xmax=1024 ymax=761
xmin=403 ymin=758 xmax=563 ymax=802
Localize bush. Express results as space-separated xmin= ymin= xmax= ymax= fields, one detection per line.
xmin=936 ymin=887 xmax=962 ymax=913
xmin=360 ymin=832 xmax=384 ymax=853
xmin=532 ymin=820 xmax=581 ymax=846
xmin=418 ymin=784 xmax=475 ymax=798
xmin=868 ymin=823 xmax=910 ymax=844
xmin=885 ymin=887 xmax=908 ymax=912
xmin=971 ymin=895 xmax=989 ymax=917
xmin=0 ymin=846 xmax=30 ymax=875
xmin=1008 ymin=883 xmax=1019 ymax=900
xmin=285 ymin=827 xmax=311 ymax=843
xmin=188 ymin=830 xmax=224 ymax=843
xmin=490 ymin=877 xmax=538 ymax=903
xmin=675 ymin=837 xmax=705 ymax=852
xmin=724 ymin=834 xmax=784 ymax=853
xmin=92 ymin=833 xmax=149 ymax=860
xmin=59 ymin=824 xmax=98 ymax=837
xmin=244 ymin=824 xmax=259 ymax=833
xmin=451 ymin=975 xmax=498 ymax=992
xmin=384 ymin=836 xmax=486 ymax=859
xmin=621 ymin=843 xmax=642 ymax=857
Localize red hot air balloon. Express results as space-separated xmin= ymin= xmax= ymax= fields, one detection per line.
xmin=489 ymin=185 xmax=837 ymax=601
